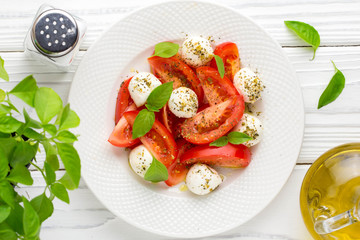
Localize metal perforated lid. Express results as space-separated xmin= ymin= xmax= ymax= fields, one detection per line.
xmin=31 ymin=9 xmax=79 ymax=57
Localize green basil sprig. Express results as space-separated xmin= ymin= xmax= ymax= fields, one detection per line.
xmin=144 ymin=157 xmax=168 ymax=182
xmin=210 ymin=131 xmax=252 ymax=147
xmin=152 ymin=42 xmax=179 ymax=58
xmin=284 ymin=21 xmax=320 ymax=60
xmin=214 ymin=55 xmax=225 ymax=78
xmin=318 ymin=61 xmax=345 ymax=109
xmin=0 ymin=56 xmax=9 ymax=82
xmin=132 ymin=82 xmax=173 ymax=139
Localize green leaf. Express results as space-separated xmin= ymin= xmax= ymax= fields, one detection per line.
xmin=284 ymin=21 xmax=320 ymax=60
xmin=0 ymin=116 xmax=22 ymax=133
xmin=209 ymin=136 xmax=228 ymax=147
xmin=0 ymin=181 xmax=15 ymax=208
xmin=0 ymin=104 xmax=11 ymax=116
xmin=0 ymin=57 xmax=9 ymax=82
xmin=30 ymin=194 xmax=53 ymax=223
xmin=22 ymin=197 xmax=40 ymax=239
xmin=59 ymin=110 xmax=80 ymax=130
xmin=59 ymin=172 xmax=76 ymax=190
xmin=0 ymin=89 xmax=5 ymax=102
xmin=5 ymin=203 xmax=24 ymax=234
xmin=44 ymin=162 xmax=55 ymax=185
xmin=0 ymin=205 xmax=11 ymax=223
xmin=228 ymin=132 xmax=253 ymax=145
xmin=56 ymin=143 xmax=81 ymax=188
xmin=144 ymin=158 xmax=168 ymax=182
xmin=10 ymin=141 xmax=36 ymax=167
xmin=9 ymin=75 xmax=38 ymax=107
xmin=43 ymin=124 xmax=57 ymax=136
xmin=59 ymin=104 xmax=70 ymax=128
xmin=152 ymin=42 xmax=179 ymax=58
xmin=51 ymin=183 xmax=69 ymax=204
xmin=146 ymin=82 xmax=173 ymax=110
xmin=145 ymin=104 xmax=160 ymax=112
xmin=0 ymin=222 xmax=17 ymax=240
xmin=55 ymin=130 xmax=78 ymax=143
xmin=0 ymin=148 xmax=9 ymax=180
xmin=7 ymin=165 xmax=33 ymax=185
xmin=34 ymin=87 xmax=63 ymax=124
xmin=214 ymin=55 xmax=225 ymax=78
xmin=23 ymin=109 xmax=42 ymax=129
xmin=0 ymin=138 xmax=16 ymax=160
xmin=318 ymin=61 xmax=346 ymax=109
xmin=42 ymin=141 xmax=59 ymax=171
xmin=6 ymin=101 xmax=19 ymax=113
xmin=22 ymin=128 xmax=44 ymax=141
xmin=132 ymin=109 xmax=155 ymax=139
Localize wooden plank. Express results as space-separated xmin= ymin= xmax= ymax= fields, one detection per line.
xmin=0 ymin=0 xmax=359 ymax=51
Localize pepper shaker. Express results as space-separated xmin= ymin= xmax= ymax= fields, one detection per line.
xmin=24 ymin=4 xmax=86 ymax=70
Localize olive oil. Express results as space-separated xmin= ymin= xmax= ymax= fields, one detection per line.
xmin=300 ymin=144 xmax=360 ymax=240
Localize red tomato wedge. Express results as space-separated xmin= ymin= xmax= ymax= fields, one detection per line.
xmin=160 ymin=104 xmax=184 ymax=140
xmin=210 ymin=42 xmax=241 ymax=81
xmin=108 ymin=103 xmax=139 ymax=147
xmin=165 ymin=139 xmax=194 ymax=186
xmin=181 ymin=95 xmax=244 ymax=144
xmin=123 ymin=111 xmax=178 ymax=167
xmin=148 ymin=56 xmax=204 ymax=103
xmin=115 ymin=77 xmax=133 ymax=124
xmin=181 ymin=143 xmax=251 ymax=167
xmin=196 ymin=67 xmax=239 ymax=106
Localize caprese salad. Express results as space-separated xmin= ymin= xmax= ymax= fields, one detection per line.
xmin=108 ymin=36 xmax=264 ymax=195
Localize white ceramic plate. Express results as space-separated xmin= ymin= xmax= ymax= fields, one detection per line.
xmin=68 ymin=1 xmax=304 ymax=238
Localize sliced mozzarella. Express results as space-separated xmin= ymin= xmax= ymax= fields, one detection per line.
xmin=168 ymin=87 xmax=198 ymax=118
xmin=181 ymin=36 xmax=214 ymax=67
xmin=233 ymin=68 xmax=264 ymax=103
xmin=129 ymin=145 xmax=153 ymax=178
xmin=128 ymin=72 xmax=162 ymax=107
xmin=233 ymin=113 xmax=263 ymax=147
xmin=186 ymin=163 xmax=222 ymax=195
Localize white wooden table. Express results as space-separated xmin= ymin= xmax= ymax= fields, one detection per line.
xmin=2 ymin=0 xmax=360 ymax=239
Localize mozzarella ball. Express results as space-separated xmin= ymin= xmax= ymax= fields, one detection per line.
xmin=128 ymin=72 xmax=162 ymax=107
xmin=186 ymin=163 xmax=222 ymax=195
xmin=181 ymin=36 xmax=214 ymax=67
xmin=129 ymin=145 xmax=153 ymax=178
xmin=168 ymin=87 xmax=198 ymax=118
xmin=233 ymin=113 xmax=263 ymax=147
xmin=233 ymin=68 xmax=264 ymax=103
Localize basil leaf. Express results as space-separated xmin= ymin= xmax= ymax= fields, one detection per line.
xmin=0 ymin=181 xmax=15 ymax=208
xmin=0 ymin=116 xmax=22 ymax=133
xmin=43 ymin=124 xmax=57 ymax=136
xmin=284 ymin=21 xmax=320 ymax=60
xmin=6 ymin=101 xmax=18 ymax=113
xmin=34 ymin=87 xmax=63 ymax=124
xmin=22 ymin=128 xmax=44 ymax=141
xmin=7 ymin=165 xmax=33 ymax=185
xmin=0 ymin=205 xmax=11 ymax=223
xmin=153 ymin=42 xmax=179 ymax=58
xmin=0 ymin=138 xmax=16 ymax=160
xmin=23 ymin=108 xmax=42 ymax=129
xmin=145 ymin=104 xmax=160 ymax=112
xmin=214 ymin=55 xmax=225 ymax=78
xmin=318 ymin=61 xmax=345 ymax=109
xmin=55 ymin=130 xmax=78 ymax=143
xmin=144 ymin=158 xmax=168 ymax=182
xmin=132 ymin=109 xmax=155 ymax=139
xmin=44 ymin=162 xmax=55 ymax=185
xmin=209 ymin=136 xmax=228 ymax=147
xmin=5 ymin=203 xmax=24 ymax=235
xmin=146 ymin=82 xmax=173 ymax=111
xmin=59 ymin=104 xmax=70 ymax=128
xmin=30 ymin=193 xmax=53 ymax=223
xmin=56 ymin=143 xmax=81 ymax=188
xmin=0 ymin=222 xmax=17 ymax=240
xmin=228 ymin=132 xmax=253 ymax=145
xmin=0 ymin=104 xmax=11 ymax=116
xmin=0 ymin=148 xmax=9 ymax=180
xmin=0 ymin=90 xmax=5 ymax=102
xmin=59 ymin=110 xmax=80 ymax=130
xmin=42 ymin=141 xmax=59 ymax=171
xmin=51 ymin=183 xmax=69 ymax=204
xmin=22 ymin=197 xmax=40 ymax=239
xmin=59 ymin=172 xmax=76 ymax=190
xmin=10 ymin=141 xmax=36 ymax=167
xmin=9 ymin=75 xmax=38 ymax=107
xmin=0 ymin=57 xmax=9 ymax=82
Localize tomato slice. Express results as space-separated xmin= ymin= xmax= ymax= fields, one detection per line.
xmin=196 ymin=67 xmax=239 ymax=106
xmin=148 ymin=56 xmax=204 ymax=103
xmin=115 ymin=77 xmax=133 ymax=124
xmin=160 ymin=104 xmax=184 ymax=140
xmin=123 ymin=111 xmax=178 ymax=167
xmin=181 ymin=143 xmax=251 ymax=167
xmin=181 ymin=95 xmax=244 ymax=144
xmin=210 ymin=42 xmax=241 ymax=81
xmin=165 ymin=139 xmax=194 ymax=186
xmin=108 ymin=103 xmax=139 ymax=147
